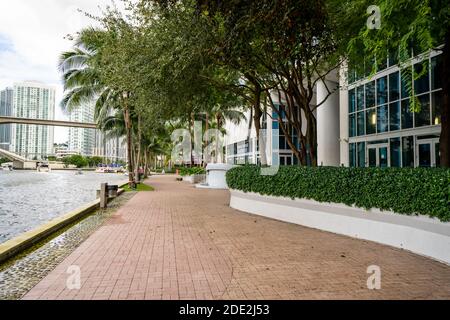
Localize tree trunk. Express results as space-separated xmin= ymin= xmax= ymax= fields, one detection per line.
xmin=135 ymin=115 xmax=142 ymax=183
xmin=123 ymin=102 xmax=135 ymax=188
xmin=253 ymin=86 xmax=267 ymax=166
xmin=440 ymin=32 xmax=450 ymax=168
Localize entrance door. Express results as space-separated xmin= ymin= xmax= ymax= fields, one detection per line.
xmin=367 ymin=144 xmax=389 ymax=167
xmin=416 ymin=138 xmax=440 ymax=167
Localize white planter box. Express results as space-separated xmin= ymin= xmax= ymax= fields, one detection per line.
xmin=230 ymin=190 xmax=450 ymax=265
xmin=182 ymin=174 xmax=206 ymax=184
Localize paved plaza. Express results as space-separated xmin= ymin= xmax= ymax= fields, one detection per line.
xmin=23 ymin=175 xmax=450 ymax=300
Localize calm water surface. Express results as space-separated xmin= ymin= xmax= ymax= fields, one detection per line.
xmin=0 ymin=170 xmax=127 ymax=244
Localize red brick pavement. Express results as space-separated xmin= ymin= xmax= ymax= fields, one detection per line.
xmin=23 ymin=175 xmax=450 ymax=300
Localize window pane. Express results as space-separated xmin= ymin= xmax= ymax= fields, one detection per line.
xmin=377 ymin=76 xmax=388 ymax=105
xmin=368 ymin=148 xmax=376 ymax=167
xmin=357 ymin=86 xmax=365 ymax=111
xmin=389 ymin=102 xmax=400 ymax=131
xmin=401 ymin=68 xmax=412 ymax=99
xmin=402 ymin=136 xmax=414 ymax=167
xmin=366 ymin=108 xmax=376 ymax=134
xmin=390 ymin=138 xmax=401 ymax=167
xmin=379 ymin=147 xmax=388 ymax=168
xmin=357 ymin=142 xmax=366 ymax=167
xmin=432 ymin=91 xmax=442 ymax=125
xmin=357 ymin=111 xmax=365 ymax=136
xmin=414 ymin=62 xmax=429 ymax=95
xmin=349 ymin=114 xmax=356 ymax=137
xmin=435 ymin=143 xmax=440 ymax=167
xmin=389 ymin=72 xmax=399 ymax=101
xmin=349 ymin=143 xmax=356 ymax=167
xmin=365 ymin=81 xmax=375 ymax=108
xmin=401 ymin=99 xmax=413 ymax=129
xmin=418 ymin=143 xmax=431 ymax=167
xmin=349 ymin=89 xmax=356 ymax=113
xmin=415 ymin=94 xmax=430 ymax=127
xmin=377 ymin=104 xmax=388 ymax=133
xmin=431 ymin=55 xmax=443 ymax=90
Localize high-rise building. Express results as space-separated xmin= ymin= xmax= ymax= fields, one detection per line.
xmin=0 ymin=87 xmax=13 ymax=151
xmin=93 ymin=130 xmax=127 ymax=163
xmin=10 ymin=82 xmax=55 ymax=160
xmin=68 ymin=103 xmax=95 ymax=156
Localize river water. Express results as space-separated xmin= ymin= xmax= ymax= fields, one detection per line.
xmin=0 ymin=170 xmax=127 ymax=244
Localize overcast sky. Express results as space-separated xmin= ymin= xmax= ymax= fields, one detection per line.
xmin=0 ymin=0 xmax=122 ymax=143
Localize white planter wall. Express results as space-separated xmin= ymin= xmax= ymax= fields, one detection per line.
xmin=230 ymin=190 xmax=450 ymax=265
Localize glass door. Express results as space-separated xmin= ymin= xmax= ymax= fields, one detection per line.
xmin=416 ymin=138 xmax=440 ymax=167
xmin=367 ymin=144 xmax=389 ymax=167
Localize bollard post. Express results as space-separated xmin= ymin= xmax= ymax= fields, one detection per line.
xmin=100 ymin=183 xmax=108 ymax=209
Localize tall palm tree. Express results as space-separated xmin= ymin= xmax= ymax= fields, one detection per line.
xmin=58 ymin=28 xmax=136 ymax=187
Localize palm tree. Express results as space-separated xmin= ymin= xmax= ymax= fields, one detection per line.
xmin=58 ymin=28 xmax=136 ymax=187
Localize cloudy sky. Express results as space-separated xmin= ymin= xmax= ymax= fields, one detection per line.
xmin=0 ymin=0 xmax=122 ymax=143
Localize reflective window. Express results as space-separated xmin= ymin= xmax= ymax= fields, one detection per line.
xmin=390 ymin=138 xmax=401 ymax=167
xmin=418 ymin=143 xmax=431 ymax=167
xmin=349 ymin=89 xmax=356 ymax=113
xmin=357 ymin=86 xmax=365 ymax=111
xmin=414 ymin=62 xmax=429 ymax=95
xmin=357 ymin=142 xmax=366 ymax=167
xmin=432 ymin=91 xmax=442 ymax=125
xmin=368 ymin=148 xmax=377 ymax=167
xmin=389 ymin=102 xmax=400 ymax=131
xmin=349 ymin=114 xmax=356 ymax=137
xmin=415 ymin=94 xmax=430 ymax=127
xmin=377 ymin=76 xmax=388 ymax=105
xmin=349 ymin=143 xmax=356 ymax=167
xmin=389 ymin=72 xmax=399 ymax=101
xmin=357 ymin=111 xmax=365 ymax=136
xmin=401 ymin=68 xmax=412 ymax=99
xmin=402 ymin=136 xmax=414 ymax=167
xmin=365 ymin=81 xmax=375 ymax=108
xmin=366 ymin=108 xmax=376 ymax=134
xmin=401 ymin=99 xmax=413 ymax=129
xmin=377 ymin=105 xmax=388 ymax=133
xmin=431 ymin=55 xmax=443 ymax=90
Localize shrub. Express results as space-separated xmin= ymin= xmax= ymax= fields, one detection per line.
xmin=226 ymin=165 xmax=450 ymax=222
xmin=179 ymin=167 xmax=206 ymax=176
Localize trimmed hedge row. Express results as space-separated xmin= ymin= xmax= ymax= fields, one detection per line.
xmin=226 ymin=165 xmax=450 ymax=222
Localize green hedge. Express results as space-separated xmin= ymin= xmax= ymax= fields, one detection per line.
xmin=226 ymin=165 xmax=450 ymax=222
xmin=179 ymin=167 xmax=206 ymax=176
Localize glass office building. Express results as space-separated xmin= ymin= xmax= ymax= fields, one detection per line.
xmin=347 ymin=51 xmax=442 ymax=168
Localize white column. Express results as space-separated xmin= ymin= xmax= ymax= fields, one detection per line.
xmin=317 ymin=80 xmax=340 ymax=166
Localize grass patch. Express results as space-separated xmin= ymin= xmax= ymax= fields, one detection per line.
xmin=122 ymin=183 xmax=154 ymax=192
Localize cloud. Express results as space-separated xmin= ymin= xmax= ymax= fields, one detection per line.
xmin=0 ymin=0 xmax=124 ymax=142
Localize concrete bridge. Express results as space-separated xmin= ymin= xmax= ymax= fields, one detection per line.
xmin=0 ymin=116 xmax=97 ymax=129
xmin=0 ymin=148 xmax=37 ymax=169
xmin=0 ymin=116 xmax=98 ymax=168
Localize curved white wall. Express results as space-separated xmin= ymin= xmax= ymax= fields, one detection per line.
xmin=317 ymin=80 xmax=340 ymax=166
xmin=230 ymin=190 xmax=450 ymax=265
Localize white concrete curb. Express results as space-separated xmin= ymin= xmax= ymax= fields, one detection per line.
xmin=230 ymin=190 xmax=450 ymax=265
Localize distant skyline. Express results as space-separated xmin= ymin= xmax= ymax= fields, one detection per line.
xmin=0 ymin=0 xmax=125 ymax=143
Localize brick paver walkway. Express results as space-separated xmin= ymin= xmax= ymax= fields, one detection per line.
xmin=23 ymin=175 xmax=450 ymax=300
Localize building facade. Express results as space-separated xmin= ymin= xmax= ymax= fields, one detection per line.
xmin=93 ymin=130 xmax=127 ymax=163
xmin=0 ymin=87 xmax=13 ymax=151
xmin=10 ymin=82 xmax=55 ymax=160
xmin=340 ymin=51 xmax=442 ymax=168
xmin=225 ymin=50 xmax=442 ymax=168
xmin=68 ymin=103 xmax=96 ymax=157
